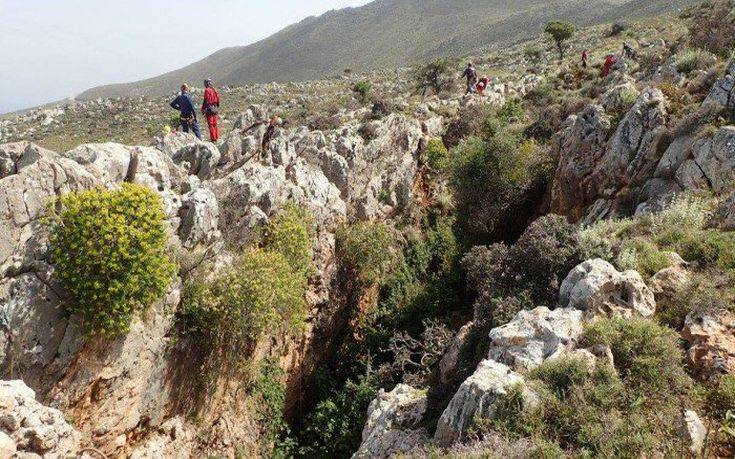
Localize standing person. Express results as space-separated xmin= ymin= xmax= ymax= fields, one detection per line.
xmin=581 ymin=50 xmax=588 ymax=68
xmin=262 ymin=115 xmax=286 ymax=155
xmin=201 ymin=79 xmax=220 ymax=142
xmin=170 ymin=84 xmax=201 ymax=139
xmin=462 ymin=62 xmax=478 ymax=95
xmin=623 ymin=42 xmax=636 ymax=60
xmin=601 ymin=54 xmax=617 ymax=77
xmin=475 ymin=76 xmax=490 ymax=95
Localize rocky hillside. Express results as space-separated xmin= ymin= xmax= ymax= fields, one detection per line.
xmin=2 ymin=2 xmax=735 ymax=458
xmin=77 ymin=0 xmax=697 ymax=100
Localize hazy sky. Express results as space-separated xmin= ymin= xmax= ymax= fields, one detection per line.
xmin=0 ymin=0 xmax=371 ymax=113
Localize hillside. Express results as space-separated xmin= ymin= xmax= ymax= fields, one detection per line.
xmin=78 ymin=0 xmax=696 ymax=99
xmin=2 ymin=2 xmax=735 ymax=458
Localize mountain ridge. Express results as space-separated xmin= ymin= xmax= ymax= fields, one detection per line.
xmin=78 ymin=0 xmax=696 ymax=100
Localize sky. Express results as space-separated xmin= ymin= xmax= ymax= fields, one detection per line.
xmin=0 ymin=0 xmax=372 ymax=114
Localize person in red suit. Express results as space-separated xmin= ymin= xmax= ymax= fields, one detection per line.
xmin=201 ymin=79 xmax=221 ymax=142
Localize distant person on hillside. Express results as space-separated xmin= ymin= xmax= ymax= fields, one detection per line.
xmin=170 ymin=84 xmax=201 ymax=139
xmin=462 ymin=63 xmax=478 ymax=95
xmin=623 ymin=42 xmax=637 ymax=60
xmin=581 ymin=50 xmax=588 ymax=68
xmin=601 ymin=54 xmax=617 ymax=77
xmin=261 ymin=115 xmax=286 ymax=155
xmin=201 ymin=79 xmax=221 ymax=142
xmin=476 ymin=76 xmax=489 ymax=95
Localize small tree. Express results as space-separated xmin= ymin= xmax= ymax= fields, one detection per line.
xmin=545 ymin=20 xmax=576 ymax=61
xmin=413 ymin=58 xmax=456 ymax=95
xmin=523 ymin=45 xmax=543 ymax=65
xmin=352 ymin=81 xmax=372 ymax=104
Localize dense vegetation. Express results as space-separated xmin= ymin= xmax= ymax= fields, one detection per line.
xmin=49 ymin=183 xmax=174 ymax=336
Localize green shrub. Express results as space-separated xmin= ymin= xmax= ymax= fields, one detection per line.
xmin=250 ymin=358 xmax=292 ymax=456
xmin=656 ymin=271 xmax=735 ymax=329
xmin=448 ymin=134 xmax=551 ymax=241
xmin=352 ymin=81 xmax=372 ymax=103
xmin=425 ymin=138 xmax=449 ymax=172
xmin=496 ymin=99 xmax=525 ymax=123
xmin=675 ymin=229 xmax=735 ymax=271
xmin=263 ymin=204 xmax=315 ymax=278
xmin=616 ymin=239 xmax=672 ymax=278
xmin=337 ymin=222 xmax=400 ymax=286
xmin=179 ymin=248 xmax=308 ymax=358
xmin=676 ymin=48 xmax=717 ymax=74
xmin=710 ymin=375 xmax=735 ymax=421
xmin=413 ymin=58 xmax=457 ymax=95
xmin=49 ymin=183 xmax=175 ymax=336
xmin=579 ymin=317 xmax=692 ymax=393
xmin=296 ymin=374 xmax=380 ymax=457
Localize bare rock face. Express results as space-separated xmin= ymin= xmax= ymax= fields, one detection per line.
xmin=0 ymin=380 xmax=81 ymax=457
xmin=434 ymin=360 xmax=536 ymax=446
xmin=703 ymin=59 xmax=735 ymax=114
xmin=178 ymin=187 xmax=220 ymax=249
xmin=487 ymin=307 xmax=584 ymax=371
xmin=682 ymin=308 xmax=735 ymax=379
xmin=438 ymin=322 xmax=474 ymax=386
xmin=690 ymin=127 xmax=735 ymax=193
xmin=353 ymin=385 xmax=429 ymax=459
xmin=559 ymin=259 xmax=656 ymax=319
xmin=650 ymin=264 xmax=691 ymax=306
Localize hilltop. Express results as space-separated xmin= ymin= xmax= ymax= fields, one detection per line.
xmin=78 ymin=0 xmax=696 ymax=100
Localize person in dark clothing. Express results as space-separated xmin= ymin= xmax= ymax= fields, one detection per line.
xmin=623 ymin=42 xmax=637 ymax=60
xmin=462 ymin=63 xmax=478 ymax=95
xmin=581 ymin=50 xmax=588 ymax=68
xmin=170 ymin=84 xmax=201 ymax=139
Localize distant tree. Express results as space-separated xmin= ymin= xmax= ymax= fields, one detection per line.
xmin=353 ymin=81 xmax=372 ymax=103
xmin=545 ymin=20 xmax=576 ymax=61
xmin=413 ymin=58 xmax=457 ymax=95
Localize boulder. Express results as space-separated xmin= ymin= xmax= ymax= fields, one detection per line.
xmin=691 ymin=127 xmax=735 ymax=193
xmin=438 ymin=322 xmax=474 ymax=386
xmin=682 ymin=308 xmax=735 ymax=379
xmin=713 ymin=192 xmax=735 ymax=231
xmin=178 ymin=187 xmax=220 ymax=249
xmin=487 ymin=307 xmax=584 ymax=371
xmin=649 ymin=264 xmax=691 ymax=305
xmin=703 ymin=59 xmax=735 ymax=113
xmin=559 ymin=259 xmax=656 ymax=319
xmin=353 ymin=385 xmax=429 ymax=459
xmin=0 ymin=380 xmax=81 ymax=457
xmin=682 ymin=410 xmax=707 ymax=455
xmin=434 ymin=360 xmax=536 ymax=446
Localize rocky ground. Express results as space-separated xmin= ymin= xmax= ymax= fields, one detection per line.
xmin=1 ymin=6 xmax=735 ymax=459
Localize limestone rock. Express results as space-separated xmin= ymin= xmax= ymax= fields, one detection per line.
xmin=353 ymin=385 xmax=429 ymax=459
xmin=691 ymin=127 xmax=735 ymax=193
xmin=682 ymin=410 xmax=707 ymax=455
xmin=682 ymin=309 xmax=735 ymax=379
xmin=713 ymin=192 xmax=735 ymax=230
xmin=178 ymin=187 xmax=220 ymax=249
xmin=438 ymin=322 xmax=474 ymax=386
xmin=559 ymin=259 xmax=656 ymax=319
xmin=434 ymin=360 xmax=536 ymax=446
xmin=0 ymin=380 xmax=81 ymax=457
xmin=487 ymin=307 xmax=584 ymax=371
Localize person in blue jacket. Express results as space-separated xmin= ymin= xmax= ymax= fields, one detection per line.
xmin=170 ymin=84 xmax=201 ymax=139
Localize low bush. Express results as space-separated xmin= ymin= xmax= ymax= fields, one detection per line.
xmin=263 ymin=204 xmax=315 ymax=278
xmin=413 ymin=58 xmax=457 ymax=95
xmin=710 ymin=375 xmax=735 ymax=421
xmin=448 ymin=134 xmax=552 ymax=242
xmin=250 ymin=358 xmax=291 ymax=456
xmin=496 ymin=99 xmax=525 ymax=123
xmin=49 ymin=183 xmax=175 ymax=336
xmin=676 ymin=48 xmax=718 ymax=74
xmin=491 ymin=318 xmax=700 ymax=457
xmin=424 ymin=138 xmax=449 ymax=172
xmin=179 ymin=247 xmax=308 ymax=359
xmin=609 ymin=22 xmax=629 ymax=37
xmin=681 ymin=0 xmax=735 ymax=57
xmin=337 ymin=222 xmax=401 ymax=286
xmin=616 ymin=238 xmax=672 ymax=278
xmin=353 ymin=81 xmax=372 ymax=103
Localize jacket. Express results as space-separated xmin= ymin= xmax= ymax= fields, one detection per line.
xmin=170 ymin=92 xmax=197 ymax=119
xmin=202 ymin=87 xmax=220 ymax=115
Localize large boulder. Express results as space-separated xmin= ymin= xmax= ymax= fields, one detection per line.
xmin=682 ymin=308 xmax=735 ymax=380
xmin=559 ymin=259 xmax=656 ymax=319
xmin=487 ymin=307 xmax=584 ymax=371
xmin=353 ymin=385 xmax=429 ymax=459
xmin=434 ymin=359 xmax=536 ymax=446
xmin=713 ymin=192 xmax=735 ymax=231
xmin=178 ymin=187 xmax=220 ymax=249
xmin=690 ymin=127 xmax=735 ymax=193
xmin=0 ymin=380 xmax=81 ymax=457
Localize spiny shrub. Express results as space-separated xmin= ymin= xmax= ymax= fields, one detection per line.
xmin=179 ymin=248 xmax=308 ymax=358
xmin=352 ymin=81 xmax=372 ymax=103
xmin=263 ymin=204 xmax=315 ymax=278
xmin=579 ymin=317 xmax=692 ymax=392
xmin=681 ymin=0 xmax=735 ymax=57
xmin=710 ymin=375 xmax=735 ymax=421
xmin=337 ymin=222 xmax=400 ymax=286
xmin=496 ymin=99 xmax=525 ymax=123
xmin=616 ymin=238 xmax=672 ymax=278
xmin=676 ymin=48 xmax=718 ymax=74
xmin=49 ymin=183 xmax=175 ymax=336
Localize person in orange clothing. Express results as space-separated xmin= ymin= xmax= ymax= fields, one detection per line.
xmin=201 ymin=79 xmax=220 ymax=142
